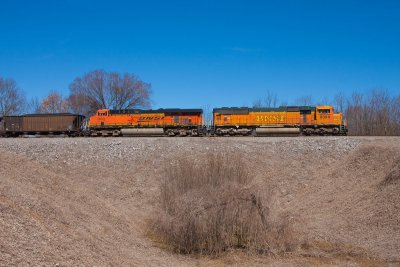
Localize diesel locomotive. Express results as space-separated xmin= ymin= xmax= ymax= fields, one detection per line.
xmin=87 ymin=108 xmax=204 ymax=136
xmin=212 ymin=105 xmax=347 ymax=136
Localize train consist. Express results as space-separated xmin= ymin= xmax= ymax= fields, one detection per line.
xmin=0 ymin=105 xmax=347 ymax=137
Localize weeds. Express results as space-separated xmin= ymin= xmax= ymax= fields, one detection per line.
xmin=151 ymin=152 xmax=296 ymax=255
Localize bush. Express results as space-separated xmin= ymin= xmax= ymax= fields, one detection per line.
xmin=151 ymin=152 xmax=296 ymax=255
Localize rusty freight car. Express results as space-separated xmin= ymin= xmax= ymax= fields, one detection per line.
xmin=0 ymin=113 xmax=85 ymax=137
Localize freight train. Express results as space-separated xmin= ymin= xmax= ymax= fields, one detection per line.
xmin=0 ymin=105 xmax=347 ymax=137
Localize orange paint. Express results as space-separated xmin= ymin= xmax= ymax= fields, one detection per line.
xmin=89 ymin=109 xmax=203 ymax=129
xmin=213 ymin=106 xmax=344 ymax=127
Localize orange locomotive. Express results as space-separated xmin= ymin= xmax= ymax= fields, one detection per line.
xmin=213 ymin=105 xmax=347 ymax=136
xmin=88 ymin=108 xmax=204 ymax=136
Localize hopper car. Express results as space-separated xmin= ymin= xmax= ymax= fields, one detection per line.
xmin=0 ymin=113 xmax=85 ymax=137
xmin=212 ymin=105 xmax=347 ymax=136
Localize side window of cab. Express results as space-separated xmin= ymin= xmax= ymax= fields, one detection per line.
xmin=97 ymin=111 xmax=108 ymax=116
xmin=318 ymin=109 xmax=331 ymax=114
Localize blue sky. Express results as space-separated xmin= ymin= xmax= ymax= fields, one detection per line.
xmin=1 ymin=0 xmax=399 ymax=109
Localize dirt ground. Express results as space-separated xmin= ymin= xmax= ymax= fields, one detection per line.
xmin=0 ymin=136 xmax=399 ymax=266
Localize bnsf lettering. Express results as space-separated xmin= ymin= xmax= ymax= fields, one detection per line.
xmin=256 ymin=115 xmax=284 ymax=123
xmin=138 ymin=116 xmax=162 ymax=121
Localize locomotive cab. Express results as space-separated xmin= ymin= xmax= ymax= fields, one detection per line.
xmin=315 ymin=106 xmax=334 ymax=125
xmin=97 ymin=109 xmax=109 ymax=117
xmin=89 ymin=109 xmax=110 ymax=128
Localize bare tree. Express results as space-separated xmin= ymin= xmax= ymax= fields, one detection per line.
xmin=368 ymin=89 xmax=391 ymax=135
xmin=69 ymin=70 xmax=107 ymax=115
xmin=280 ymin=100 xmax=288 ymax=106
xmin=66 ymin=93 xmax=88 ymax=115
xmin=27 ymin=97 xmax=41 ymax=114
xmin=253 ymin=90 xmax=279 ymax=108
xmin=345 ymin=89 xmax=400 ymax=135
xmin=333 ymin=91 xmax=346 ymax=113
xmin=295 ymin=95 xmax=313 ymax=106
xmin=108 ymin=72 xmax=151 ymax=109
xmin=252 ymin=99 xmax=262 ymax=108
xmin=38 ymin=91 xmax=68 ymax=113
xmin=69 ymin=70 xmax=151 ymax=116
xmin=346 ymin=92 xmax=364 ymax=135
xmin=392 ymin=95 xmax=400 ymax=134
xmin=317 ymin=96 xmax=332 ymax=106
xmin=0 ymin=77 xmax=26 ymax=116
xmin=264 ymin=91 xmax=278 ymax=107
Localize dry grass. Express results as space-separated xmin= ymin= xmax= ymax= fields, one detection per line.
xmin=381 ymin=159 xmax=400 ymax=186
xmin=299 ymin=240 xmax=387 ymax=267
xmin=151 ymin=152 xmax=297 ymax=255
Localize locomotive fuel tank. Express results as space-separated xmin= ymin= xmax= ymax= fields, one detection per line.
xmin=256 ymin=127 xmax=300 ymax=135
xmin=120 ymin=128 xmax=165 ymax=136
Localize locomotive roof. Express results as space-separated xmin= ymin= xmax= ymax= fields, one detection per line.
xmin=213 ymin=106 xmax=316 ymax=114
xmin=109 ymin=108 xmax=203 ymax=114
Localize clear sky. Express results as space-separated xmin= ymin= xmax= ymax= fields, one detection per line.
xmin=1 ymin=0 xmax=399 ymax=109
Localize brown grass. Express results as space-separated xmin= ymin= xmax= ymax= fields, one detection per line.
xmin=151 ymin=152 xmax=297 ymax=255
xmin=299 ymin=240 xmax=387 ymax=267
xmin=381 ymin=159 xmax=400 ymax=186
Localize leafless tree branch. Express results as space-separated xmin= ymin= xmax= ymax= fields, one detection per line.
xmin=68 ymin=70 xmax=151 ymax=116
xmin=0 ymin=77 xmax=26 ymax=116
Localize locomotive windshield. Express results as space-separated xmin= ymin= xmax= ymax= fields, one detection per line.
xmin=318 ymin=109 xmax=331 ymax=114
xmin=97 ymin=111 xmax=108 ymax=116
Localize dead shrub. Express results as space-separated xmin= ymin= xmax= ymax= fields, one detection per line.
xmin=151 ymin=152 xmax=296 ymax=255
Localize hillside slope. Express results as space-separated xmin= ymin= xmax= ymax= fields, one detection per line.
xmin=0 ymin=137 xmax=399 ymax=266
